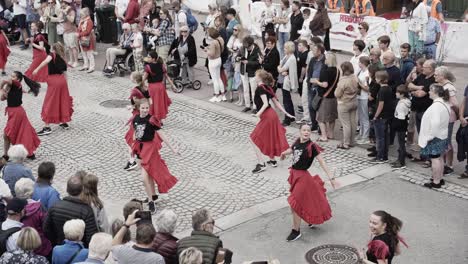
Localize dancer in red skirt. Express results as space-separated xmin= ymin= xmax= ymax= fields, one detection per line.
xmin=250 ymin=69 xmax=294 ymax=174
xmin=143 ymin=51 xmax=175 ymax=122
xmin=32 ymin=43 xmax=74 ymax=136
xmin=132 ymin=99 xmax=179 ymax=213
xmin=124 ymin=72 xmax=150 ymax=171
xmin=0 ymin=71 xmax=41 ymax=160
xmin=24 ymin=21 xmax=49 ymax=83
xmin=280 ymin=123 xmax=338 ymax=242
xmin=0 ymin=28 xmax=10 ymax=76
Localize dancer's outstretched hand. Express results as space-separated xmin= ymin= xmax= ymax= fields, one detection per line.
xmin=286 ymin=113 xmax=295 ymax=119
xmin=330 ymin=178 xmax=340 ymax=190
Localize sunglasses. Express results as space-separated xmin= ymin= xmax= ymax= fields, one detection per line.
xmin=233 ymin=29 xmax=238 ymax=31
xmin=358 ymin=27 xmax=363 ymax=30
xmin=181 ymin=30 xmax=188 ymax=33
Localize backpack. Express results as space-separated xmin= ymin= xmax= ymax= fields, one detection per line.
xmin=0 ymin=226 xmax=21 ymax=255
xmin=180 ymin=9 xmax=198 ymax=33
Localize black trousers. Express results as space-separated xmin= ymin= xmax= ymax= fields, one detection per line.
xmin=397 ymin=131 xmax=406 ymax=164
xmin=282 ymin=88 xmax=295 ymax=123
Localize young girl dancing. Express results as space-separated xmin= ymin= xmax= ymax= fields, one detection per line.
xmin=124 ymin=72 xmax=150 ymax=171
xmin=1 ymin=71 xmax=41 ymax=160
xmin=33 ymin=43 xmax=74 ymax=136
xmin=250 ymin=69 xmax=294 ymax=174
xmin=131 ymin=99 xmax=179 ymax=213
xmin=25 ymin=21 xmax=49 ymax=83
xmin=280 ymin=123 xmax=338 ymax=242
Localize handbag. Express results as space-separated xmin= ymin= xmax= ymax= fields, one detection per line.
xmin=80 ymin=37 xmax=90 ymax=47
xmin=311 ymin=70 xmax=340 ymax=111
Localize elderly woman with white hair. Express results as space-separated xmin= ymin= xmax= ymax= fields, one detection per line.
xmin=179 ymin=247 xmax=203 ymax=264
xmin=151 ymin=209 xmax=178 ymax=264
xmin=169 ymin=25 xmax=197 ymax=85
xmin=76 ymin=233 xmax=113 ymax=264
xmin=77 ymin=7 xmax=95 ymax=73
xmin=52 ymin=219 xmax=90 ymax=263
xmin=0 ymin=227 xmax=49 ymax=264
xmin=2 ymin=144 xmax=34 ymax=196
xmin=15 ymin=178 xmax=52 ymax=257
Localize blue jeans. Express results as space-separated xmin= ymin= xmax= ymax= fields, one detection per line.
xmin=374 ymin=118 xmax=389 ymax=160
xmin=277 ymin=32 xmax=289 ymax=58
xmin=409 ymin=30 xmax=424 ymax=56
xmin=415 ymin=111 xmax=424 ymax=133
xmin=307 ymin=86 xmax=318 ymax=129
xmin=116 ymin=20 xmax=123 ymax=41
xmin=424 ymin=43 xmax=437 ymax=59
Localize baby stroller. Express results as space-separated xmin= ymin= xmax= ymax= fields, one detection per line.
xmin=0 ymin=9 xmax=20 ymax=43
xmin=166 ymin=56 xmax=201 ymax=93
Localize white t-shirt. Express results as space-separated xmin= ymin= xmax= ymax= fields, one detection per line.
xmin=350 ymin=53 xmax=365 ymax=76
xmin=132 ymin=32 xmax=143 ymax=53
xmin=278 ymin=10 xmax=291 ymax=33
xmin=357 ymin=68 xmax=369 ymax=100
xmin=13 ymin=0 xmax=27 ymax=15
xmin=175 ymin=10 xmax=187 ymax=36
xmin=115 ymin=0 xmax=129 ymax=18
xmin=299 ymin=17 xmax=312 ymax=40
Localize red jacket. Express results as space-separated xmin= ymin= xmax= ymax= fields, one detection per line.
xmin=125 ymin=0 xmax=140 ymax=24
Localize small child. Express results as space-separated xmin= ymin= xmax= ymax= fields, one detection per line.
xmin=391 ymin=85 xmax=411 ymax=169
xmin=298 ymin=8 xmax=312 ymax=41
xmin=130 ymin=24 xmax=144 ymax=72
xmin=147 ymin=18 xmax=160 ymax=50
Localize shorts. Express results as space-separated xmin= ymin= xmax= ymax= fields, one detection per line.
xmin=63 ymin=32 xmax=78 ymax=48
xmin=15 ymin=14 xmax=27 ymax=29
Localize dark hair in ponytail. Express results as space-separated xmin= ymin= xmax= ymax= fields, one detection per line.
xmin=373 ymin=210 xmax=403 ymax=251
xmin=430 ymin=84 xmax=450 ymax=101
xmin=13 ymin=71 xmax=41 ymax=96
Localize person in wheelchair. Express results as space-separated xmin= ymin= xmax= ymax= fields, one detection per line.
xmin=103 ymin=23 xmax=134 ymax=74
xmin=168 ymin=25 xmax=197 ymax=84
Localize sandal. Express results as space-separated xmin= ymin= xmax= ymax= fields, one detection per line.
xmin=317 ymin=138 xmax=328 ymax=142
xmin=337 ymin=144 xmax=350 ymax=150
xmin=411 ymin=157 xmax=423 ymax=162
xmin=422 ymin=162 xmax=431 ymax=168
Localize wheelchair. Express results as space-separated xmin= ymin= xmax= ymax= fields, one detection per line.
xmin=103 ymin=49 xmax=135 ymax=77
xmin=166 ymin=59 xmax=201 ymax=93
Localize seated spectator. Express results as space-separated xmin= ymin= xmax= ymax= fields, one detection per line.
xmin=103 ymin=23 xmax=134 ymax=74
xmin=169 ymin=25 xmax=197 ymax=84
xmin=32 ymin=161 xmax=61 ymax=210
xmin=152 ymin=209 xmax=178 ymax=264
xmin=179 ymin=247 xmax=203 ymax=264
xmin=0 ymin=227 xmax=49 ymax=264
xmin=111 ymin=210 xmax=165 ymax=263
xmin=1 ymin=197 xmax=27 ymax=252
xmin=177 ymin=208 xmax=224 ymax=264
xmin=350 ymin=0 xmax=375 ymax=17
xmin=2 ymin=144 xmax=34 ymax=196
xmin=15 ymin=178 xmax=52 ymax=257
xmin=52 ymin=219 xmax=89 ymax=264
xmin=75 ymin=233 xmax=113 ymax=264
xmin=44 ymin=174 xmax=98 ymax=247
xmin=80 ymin=174 xmax=109 ymax=233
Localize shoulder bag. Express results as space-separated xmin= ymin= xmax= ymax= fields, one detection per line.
xmin=311 ymin=69 xmax=340 ymax=111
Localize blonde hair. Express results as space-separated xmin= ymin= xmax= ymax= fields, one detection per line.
xmin=17 ymin=227 xmax=42 ymax=251
xmin=131 ymin=71 xmax=143 ymax=87
xmin=284 ymin=41 xmax=296 ymax=55
xmin=179 ymin=247 xmax=203 ymax=264
xmin=325 ymin=53 xmax=337 ymax=67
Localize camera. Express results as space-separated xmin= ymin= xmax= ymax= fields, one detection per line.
xmin=135 ymin=210 xmax=152 ymax=225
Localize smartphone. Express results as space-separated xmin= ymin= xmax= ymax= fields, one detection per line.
xmin=135 ymin=210 xmax=152 ymax=224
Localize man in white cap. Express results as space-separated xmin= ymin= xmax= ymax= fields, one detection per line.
xmin=103 ymin=23 xmax=134 ymax=74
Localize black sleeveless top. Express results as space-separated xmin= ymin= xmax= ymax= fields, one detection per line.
xmin=7 ymin=80 xmax=23 ymax=107
xmin=34 ymin=33 xmax=50 ymax=53
xmin=366 ymin=233 xmax=395 ymax=264
xmin=145 ymin=63 xmax=164 ymax=83
xmin=48 ymin=53 xmax=67 ymax=75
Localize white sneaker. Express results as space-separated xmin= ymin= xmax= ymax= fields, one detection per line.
xmin=207 ymin=80 xmax=213 ymax=85
xmin=214 ymin=96 xmax=222 ymax=102
xmin=72 ymin=62 xmax=79 ymax=68
xmin=209 ymin=96 xmax=218 ymax=102
xmin=357 ymin=138 xmax=371 ymax=145
xmin=295 ymin=118 xmax=309 ymax=124
xmin=221 ymin=95 xmax=227 ymax=102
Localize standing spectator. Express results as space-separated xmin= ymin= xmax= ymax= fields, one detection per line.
xmin=298 ymin=8 xmax=312 ymax=41
xmin=371 ymin=71 xmax=393 ymax=163
xmin=2 ymin=144 xmax=34 ymax=196
xmin=296 ymin=39 xmax=309 ymax=115
xmin=356 ymin=56 xmax=371 ymax=145
xmin=274 ymin=0 xmax=291 ymax=58
xmin=81 ymin=0 xmax=95 ymax=23
xmin=15 ymin=178 xmax=52 ymax=257
xmin=424 ymin=8 xmax=441 ymax=60
xmin=179 ymin=247 xmax=203 ymax=264
xmin=32 ymin=161 xmax=60 ymax=210
xmin=350 ymin=39 xmax=365 ymax=74
xmin=316 ymin=53 xmax=340 ymax=141
xmin=259 ymin=0 xmax=277 ymax=46
xmin=260 ymin=36 xmax=280 ymax=89
xmin=1 ymin=198 xmax=27 ymax=252
xmin=408 ymin=0 xmax=428 ymax=57
xmin=277 ymin=41 xmax=298 ymax=126
xmin=358 ymin=22 xmax=373 ymax=54
xmin=399 ymin=43 xmax=415 ymax=83
xmin=424 ymin=0 xmax=444 ymax=22
xmin=350 ymin=0 xmax=375 ymax=17
xmin=367 ymin=64 xmax=382 ymax=149
xmin=226 ymin=24 xmax=243 ymax=102
xmin=124 ymin=0 xmax=140 ymax=25
xmin=289 ymin=1 xmax=303 ymax=42
xmin=405 ymin=57 xmax=426 ymax=145
xmin=51 ymin=219 xmax=89 ymax=264
xmin=41 ymin=0 xmax=60 ymax=45
xmin=238 ymin=36 xmax=261 ymax=113
xmin=75 ymin=233 xmax=113 ymax=264
xmin=172 ymin=1 xmax=186 ymax=37
xmin=206 ymin=28 xmax=226 ymax=103
xmin=77 ymin=8 xmax=95 ymax=73
xmin=155 ymin=8 xmax=174 ymax=62
xmin=369 ymin=48 xmax=385 ymax=71
xmin=14 ymin=0 xmax=29 ymax=49
xmin=458 ymin=84 xmax=468 ymax=179
xmin=111 ymin=211 xmax=165 ymax=264
xmin=44 ymin=174 xmax=98 ymax=247
xmin=130 ymin=23 xmax=143 ymax=72
xmin=225 ymin=8 xmax=238 ymax=40
xmin=335 ymin=61 xmax=358 ymax=149
xmin=177 ymin=209 xmax=224 ymax=264
xmin=327 ymin=0 xmax=345 ymax=13
xmin=307 ymin=43 xmax=326 ymax=131
xmin=152 ymin=209 xmax=178 ymax=264
xmin=377 ymin=35 xmax=391 ymax=59
xmin=309 ymin=0 xmax=331 ymax=41
xmin=62 ymin=0 xmax=78 ymax=68
xmin=391 ymin=85 xmax=411 ymax=169
xmin=114 ymin=0 xmax=129 ymax=41
xmin=382 ymin=51 xmax=401 ymax=94
xmin=0 ymin=227 xmax=49 ymax=264
xmin=420 ymin=84 xmax=450 ymax=188
xmin=80 ymin=174 xmax=109 ymax=233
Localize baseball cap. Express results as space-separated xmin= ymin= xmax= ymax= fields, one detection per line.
xmin=7 ymin=198 xmax=27 ymax=214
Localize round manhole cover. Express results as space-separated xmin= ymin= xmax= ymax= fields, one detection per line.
xmin=100 ymin=100 xmax=129 ymax=108
xmin=305 ymin=244 xmax=360 ymax=264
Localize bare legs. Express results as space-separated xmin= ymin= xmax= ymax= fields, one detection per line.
xmin=318 ymin=121 xmax=335 ymax=140
xmin=68 ymin=47 xmax=78 ymax=66
xmin=250 ymin=139 xmax=265 ymax=164
xmin=431 ymin=157 xmax=444 ymax=184
xmin=141 ymin=167 xmax=156 ymax=200
xmin=291 ymin=207 xmax=301 ymax=231
xmin=3 ymin=135 xmax=10 ymax=156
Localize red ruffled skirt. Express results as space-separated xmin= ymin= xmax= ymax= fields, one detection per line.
xmin=148 ymin=82 xmax=172 ymax=121
xmin=287 ymin=169 xmax=332 ymax=225
xmin=25 ymin=48 xmax=48 ymax=82
xmin=250 ymin=107 xmax=289 ymax=158
xmin=0 ymin=34 xmax=10 ymax=69
xmin=132 ymin=136 xmax=177 ymax=193
xmin=41 ymin=74 xmax=74 ymax=124
xmin=4 ymin=107 xmax=41 ymax=156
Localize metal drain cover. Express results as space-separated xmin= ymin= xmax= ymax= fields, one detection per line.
xmin=100 ymin=100 xmax=129 ymax=108
xmin=305 ymin=244 xmax=360 ymax=264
